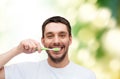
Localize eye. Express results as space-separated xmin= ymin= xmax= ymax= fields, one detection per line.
xmin=46 ymin=35 xmax=54 ymax=39
xmin=59 ymin=34 xmax=66 ymax=38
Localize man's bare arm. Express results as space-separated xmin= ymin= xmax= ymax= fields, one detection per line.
xmin=0 ymin=39 xmax=41 ymax=79
xmin=0 ymin=47 xmax=20 ymax=79
xmin=0 ymin=66 xmax=5 ymax=79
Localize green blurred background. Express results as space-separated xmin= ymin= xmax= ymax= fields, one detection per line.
xmin=0 ymin=0 xmax=120 ymax=79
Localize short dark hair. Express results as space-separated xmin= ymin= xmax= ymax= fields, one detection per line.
xmin=42 ymin=16 xmax=71 ymax=38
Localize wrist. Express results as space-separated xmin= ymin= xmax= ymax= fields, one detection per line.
xmin=11 ymin=47 xmax=22 ymax=56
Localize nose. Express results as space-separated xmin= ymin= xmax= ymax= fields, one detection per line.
xmin=53 ymin=36 xmax=60 ymax=46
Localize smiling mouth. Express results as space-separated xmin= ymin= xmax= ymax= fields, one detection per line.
xmin=49 ymin=46 xmax=64 ymax=52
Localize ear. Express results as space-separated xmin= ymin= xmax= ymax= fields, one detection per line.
xmin=69 ymin=36 xmax=72 ymax=45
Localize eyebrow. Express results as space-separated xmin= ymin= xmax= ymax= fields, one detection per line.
xmin=45 ymin=31 xmax=67 ymax=35
xmin=45 ymin=32 xmax=53 ymax=35
xmin=59 ymin=31 xmax=67 ymax=34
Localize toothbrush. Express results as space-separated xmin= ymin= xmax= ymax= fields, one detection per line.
xmin=41 ymin=48 xmax=60 ymax=52
xmin=36 ymin=47 xmax=60 ymax=51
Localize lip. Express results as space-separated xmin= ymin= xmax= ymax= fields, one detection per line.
xmin=49 ymin=46 xmax=64 ymax=49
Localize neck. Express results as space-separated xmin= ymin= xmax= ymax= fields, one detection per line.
xmin=47 ymin=55 xmax=69 ymax=68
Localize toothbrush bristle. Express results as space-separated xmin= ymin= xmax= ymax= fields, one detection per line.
xmin=53 ymin=48 xmax=60 ymax=51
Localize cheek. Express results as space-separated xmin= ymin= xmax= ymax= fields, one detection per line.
xmin=43 ymin=39 xmax=52 ymax=46
xmin=45 ymin=39 xmax=52 ymax=43
xmin=63 ymin=39 xmax=71 ymax=45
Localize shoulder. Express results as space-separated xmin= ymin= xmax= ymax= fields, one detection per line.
xmin=70 ymin=61 xmax=96 ymax=79
xmin=70 ymin=62 xmax=88 ymax=70
xmin=5 ymin=59 xmax=46 ymax=70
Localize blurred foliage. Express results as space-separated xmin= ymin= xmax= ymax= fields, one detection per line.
xmin=97 ymin=0 xmax=120 ymax=25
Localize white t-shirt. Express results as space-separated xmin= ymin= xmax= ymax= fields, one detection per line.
xmin=5 ymin=60 xmax=96 ymax=79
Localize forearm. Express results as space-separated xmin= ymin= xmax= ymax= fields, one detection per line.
xmin=0 ymin=47 xmax=21 ymax=69
xmin=0 ymin=39 xmax=41 ymax=69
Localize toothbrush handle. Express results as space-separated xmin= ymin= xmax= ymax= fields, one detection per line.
xmin=41 ymin=48 xmax=49 ymax=50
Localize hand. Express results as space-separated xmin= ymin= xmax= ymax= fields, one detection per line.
xmin=16 ymin=39 xmax=42 ymax=54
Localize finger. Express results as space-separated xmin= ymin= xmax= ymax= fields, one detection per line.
xmin=26 ymin=40 xmax=36 ymax=53
xmin=24 ymin=45 xmax=29 ymax=50
xmin=31 ymin=40 xmax=42 ymax=53
xmin=29 ymin=40 xmax=38 ymax=52
xmin=22 ymin=41 xmax=29 ymax=50
xmin=36 ymin=44 xmax=41 ymax=53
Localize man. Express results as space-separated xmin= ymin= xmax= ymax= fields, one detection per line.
xmin=0 ymin=16 xmax=96 ymax=79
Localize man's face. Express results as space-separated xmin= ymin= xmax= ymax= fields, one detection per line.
xmin=42 ymin=22 xmax=72 ymax=63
